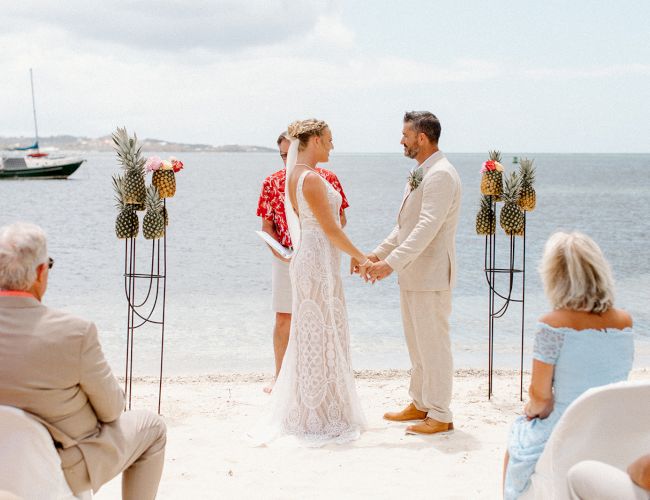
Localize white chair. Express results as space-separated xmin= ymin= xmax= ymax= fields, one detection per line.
xmin=521 ymin=380 xmax=650 ymax=499
xmin=0 ymin=405 xmax=91 ymax=500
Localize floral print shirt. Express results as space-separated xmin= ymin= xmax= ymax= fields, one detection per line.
xmin=257 ymin=167 xmax=349 ymax=248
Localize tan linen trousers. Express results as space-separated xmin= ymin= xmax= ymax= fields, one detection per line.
xmin=400 ymin=289 xmax=453 ymax=423
xmin=60 ymin=410 xmax=166 ymax=499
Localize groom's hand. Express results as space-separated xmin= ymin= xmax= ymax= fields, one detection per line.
xmin=368 ymin=260 xmax=393 ymax=282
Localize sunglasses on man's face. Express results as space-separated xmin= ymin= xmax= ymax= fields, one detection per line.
xmin=47 ymin=257 xmax=54 ymax=269
xmin=280 ymin=153 xmax=288 ymax=160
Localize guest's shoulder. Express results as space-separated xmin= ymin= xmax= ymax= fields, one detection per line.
xmin=41 ymin=306 xmax=95 ymax=336
xmin=539 ymin=308 xmax=633 ymax=331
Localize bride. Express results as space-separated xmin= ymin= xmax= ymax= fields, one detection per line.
xmin=259 ymin=118 xmax=370 ymax=445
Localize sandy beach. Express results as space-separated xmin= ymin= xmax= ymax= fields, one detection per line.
xmin=91 ymin=368 xmax=649 ymax=499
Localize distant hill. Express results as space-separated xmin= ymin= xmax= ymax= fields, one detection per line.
xmin=0 ymin=135 xmax=276 ymax=153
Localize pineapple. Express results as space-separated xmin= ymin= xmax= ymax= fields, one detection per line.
xmin=112 ymin=127 xmax=146 ymax=207
xmin=142 ymin=186 xmax=165 ymax=240
xmin=500 ymin=172 xmax=525 ymax=236
xmin=152 ymin=169 xmax=176 ymax=198
xmin=112 ymin=174 xmax=139 ymax=239
xmin=517 ymin=158 xmax=536 ymax=211
xmin=480 ymin=150 xmax=503 ymax=197
xmin=475 ymin=195 xmax=496 ymax=235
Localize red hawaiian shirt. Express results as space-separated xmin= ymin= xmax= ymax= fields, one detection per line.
xmin=257 ymin=167 xmax=349 ymax=248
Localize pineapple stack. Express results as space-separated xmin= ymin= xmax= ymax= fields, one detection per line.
xmin=142 ymin=186 xmax=166 ymax=240
xmin=499 ymin=172 xmax=525 ymax=236
xmin=112 ymin=174 xmax=139 ymax=239
xmin=475 ymin=195 xmax=496 ymax=235
xmin=112 ymin=127 xmax=146 ymax=208
xmin=517 ymin=158 xmax=536 ymax=212
xmin=480 ymin=150 xmax=504 ymax=197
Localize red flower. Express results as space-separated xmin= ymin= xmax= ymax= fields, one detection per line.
xmin=172 ymin=159 xmax=184 ymax=173
xmin=481 ymin=160 xmax=496 ymax=173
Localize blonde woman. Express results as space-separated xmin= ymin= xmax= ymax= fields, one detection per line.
xmin=259 ymin=119 xmax=369 ymax=445
xmin=503 ymin=231 xmax=635 ymax=499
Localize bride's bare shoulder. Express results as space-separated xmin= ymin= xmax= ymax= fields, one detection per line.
xmin=301 ymin=171 xmax=327 ymax=197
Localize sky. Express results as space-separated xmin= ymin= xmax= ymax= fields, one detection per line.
xmin=1 ymin=0 xmax=649 ymax=152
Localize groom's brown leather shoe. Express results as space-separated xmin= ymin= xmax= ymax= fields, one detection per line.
xmin=383 ymin=402 xmax=427 ymax=422
xmin=405 ymin=417 xmax=454 ymax=435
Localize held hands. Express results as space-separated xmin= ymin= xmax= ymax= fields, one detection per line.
xmin=350 ymin=253 xmax=393 ymax=284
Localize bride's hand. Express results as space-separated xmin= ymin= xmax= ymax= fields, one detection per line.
xmin=350 ymin=256 xmax=359 ymax=275
xmin=356 ymin=258 xmax=372 ymax=283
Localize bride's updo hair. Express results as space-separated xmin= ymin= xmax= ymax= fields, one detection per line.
xmin=287 ymin=119 xmax=329 ymax=151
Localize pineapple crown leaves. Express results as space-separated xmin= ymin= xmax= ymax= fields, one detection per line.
xmin=479 ymin=194 xmax=494 ymax=211
xmin=502 ymin=171 xmax=523 ymax=204
xmin=488 ymin=150 xmax=502 ymax=162
xmin=145 ymin=185 xmax=163 ymax=211
xmin=112 ymin=174 xmax=126 ymax=210
xmin=112 ymin=127 xmax=146 ymax=174
xmin=518 ymin=158 xmax=536 ymax=186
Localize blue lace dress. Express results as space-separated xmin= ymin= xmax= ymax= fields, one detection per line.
xmin=504 ymin=322 xmax=634 ymax=500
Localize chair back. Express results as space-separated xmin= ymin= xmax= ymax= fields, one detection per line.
xmin=523 ymin=380 xmax=650 ymax=499
xmin=0 ymin=405 xmax=82 ymax=500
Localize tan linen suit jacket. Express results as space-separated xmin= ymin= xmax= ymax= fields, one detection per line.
xmin=373 ymin=151 xmax=462 ymax=291
xmin=0 ymin=295 xmax=124 ymax=491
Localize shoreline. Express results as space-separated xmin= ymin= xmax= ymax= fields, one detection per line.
xmin=118 ymin=366 xmax=650 ymax=384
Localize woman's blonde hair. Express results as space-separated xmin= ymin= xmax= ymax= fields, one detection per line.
xmin=286 ymin=119 xmax=328 ymax=151
xmin=539 ymin=231 xmax=614 ymax=313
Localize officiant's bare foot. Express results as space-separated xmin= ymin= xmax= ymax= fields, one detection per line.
xmin=263 ymin=379 xmax=275 ymax=394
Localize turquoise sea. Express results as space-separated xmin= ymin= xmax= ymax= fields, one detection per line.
xmin=1 ymin=152 xmax=648 ymax=376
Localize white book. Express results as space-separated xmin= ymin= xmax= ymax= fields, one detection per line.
xmin=255 ymin=230 xmax=293 ymax=259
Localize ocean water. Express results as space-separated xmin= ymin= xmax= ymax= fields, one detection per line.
xmin=1 ymin=152 xmax=648 ymax=376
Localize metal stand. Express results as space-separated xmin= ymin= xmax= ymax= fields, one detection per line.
xmin=123 ymin=200 xmax=167 ymax=414
xmin=484 ymin=198 xmax=527 ymax=400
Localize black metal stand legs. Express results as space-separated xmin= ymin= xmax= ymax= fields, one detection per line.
xmin=484 ymin=199 xmax=527 ymax=400
xmin=123 ymin=202 xmax=167 ymax=414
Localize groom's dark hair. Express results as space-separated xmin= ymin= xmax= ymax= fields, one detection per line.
xmin=404 ymin=111 xmax=441 ymax=144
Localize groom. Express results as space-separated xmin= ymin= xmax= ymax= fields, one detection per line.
xmin=367 ymin=111 xmax=462 ymax=435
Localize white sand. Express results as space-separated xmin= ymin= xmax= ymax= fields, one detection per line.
xmin=94 ymin=369 xmax=650 ymax=500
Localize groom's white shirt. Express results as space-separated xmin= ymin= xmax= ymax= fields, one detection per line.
xmin=373 ymin=150 xmax=462 ymax=292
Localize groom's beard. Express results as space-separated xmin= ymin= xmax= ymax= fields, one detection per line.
xmin=403 ymin=144 xmax=419 ymax=159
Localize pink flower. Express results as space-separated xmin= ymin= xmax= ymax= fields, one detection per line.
xmin=145 ymin=156 xmax=162 ymax=172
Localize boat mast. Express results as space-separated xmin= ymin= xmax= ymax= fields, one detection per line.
xmin=29 ymin=68 xmax=39 ymax=152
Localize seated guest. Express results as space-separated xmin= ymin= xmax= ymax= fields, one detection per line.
xmin=0 ymin=222 xmax=166 ymax=499
xmin=567 ymin=454 xmax=650 ymax=499
xmin=503 ymin=231 xmax=634 ymax=499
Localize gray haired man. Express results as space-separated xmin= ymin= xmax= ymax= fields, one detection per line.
xmin=0 ymin=222 xmax=166 ymax=499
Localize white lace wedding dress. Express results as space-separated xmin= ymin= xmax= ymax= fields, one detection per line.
xmin=257 ymin=170 xmax=366 ymax=446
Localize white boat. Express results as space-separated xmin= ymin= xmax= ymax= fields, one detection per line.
xmin=1 ymin=69 xmax=85 ymax=180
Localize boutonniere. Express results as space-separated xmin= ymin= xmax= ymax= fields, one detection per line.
xmin=408 ymin=167 xmax=424 ymax=191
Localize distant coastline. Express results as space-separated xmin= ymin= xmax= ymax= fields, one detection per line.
xmin=0 ymin=135 xmax=276 ymax=153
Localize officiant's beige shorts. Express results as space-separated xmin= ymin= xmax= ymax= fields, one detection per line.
xmin=271 ymin=256 xmax=292 ymax=314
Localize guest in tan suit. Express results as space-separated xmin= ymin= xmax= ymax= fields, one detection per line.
xmin=0 ymin=222 xmax=166 ymax=499
xmin=365 ymin=111 xmax=462 ymax=435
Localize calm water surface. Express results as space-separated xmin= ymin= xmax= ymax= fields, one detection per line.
xmin=1 ymin=152 xmax=648 ymax=375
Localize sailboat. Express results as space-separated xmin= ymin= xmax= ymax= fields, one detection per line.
xmin=0 ymin=69 xmax=85 ymax=179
